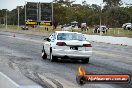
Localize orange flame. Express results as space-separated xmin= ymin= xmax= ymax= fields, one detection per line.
xmin=78 ymin=66 xmax=86 ymax=76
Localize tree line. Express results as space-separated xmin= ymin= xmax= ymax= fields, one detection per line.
xmin=0 ymin=0 xmax=132 ymax=28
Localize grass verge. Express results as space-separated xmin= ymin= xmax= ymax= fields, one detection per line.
xmin=0 ymin=25 xmax=132 ymax=37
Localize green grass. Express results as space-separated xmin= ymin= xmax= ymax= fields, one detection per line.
xmin=0 ymin=25 xmax=6 ymax=29
xmin=102 ymin=28 xmax=132 ymax=37
xmin=72 ymin=28 xmax=132 ymax=38
xmin=8 ymin=25 xmax=19 ymax=30
xmin=0 ymin=25 xmax=132 ymax=37
xmin=0 ymin=25 xmax=19 ymax=30
xmin=0 ymin=25 xmax=54 ymax=32
xmin=36 ymin=26 xmax=55 ymax=32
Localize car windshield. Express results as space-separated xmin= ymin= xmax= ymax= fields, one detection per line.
xmin=57 ymin=33 xmax=85 ymax=41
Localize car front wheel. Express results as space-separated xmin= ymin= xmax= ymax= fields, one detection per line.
xmin=50 ymin=49 xmax=58 ymax=62
xmin=82 ymin=58 xmax=89 ymax=64
xmin=42 ymin=46 xmax=47 ymax=59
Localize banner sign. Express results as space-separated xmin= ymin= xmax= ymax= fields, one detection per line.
xmin=40 ymin=21 xmax=52 ymax=26
xmin=26 ymin=21 xmax=37 ymax=25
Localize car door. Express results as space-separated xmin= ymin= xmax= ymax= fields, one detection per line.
xmin=50 ymin=32 xmax=57 ymax=47
xmin=44 ymin=33 xmax=56 ymax=55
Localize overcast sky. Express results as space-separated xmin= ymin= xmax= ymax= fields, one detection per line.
xmin=0 ymin=0 xmax=132 ymax=11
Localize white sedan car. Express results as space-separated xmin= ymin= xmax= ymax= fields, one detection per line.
xmin=42 ymin=31 xmax=92 ymax=63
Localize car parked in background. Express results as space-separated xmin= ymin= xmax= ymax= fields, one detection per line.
xmin=122 ymin=23 xmax=132 ymax=30
xmin=61 ymin=24 xmax=72 ymax=31
xmin=42 ymin=31 xmax=92 ymax=63
xmin=21 ymin=25 xmax=28 ymax=30
xmin=93 ymin=25 xmax=108 ymax=33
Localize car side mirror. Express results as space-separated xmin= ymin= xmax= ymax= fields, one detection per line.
xmin=44 ymin=38 xmax=51 ymax=42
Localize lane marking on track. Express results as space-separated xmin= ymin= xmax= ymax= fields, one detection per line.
xmin=0 ymin=72 xmax=19 ymax=88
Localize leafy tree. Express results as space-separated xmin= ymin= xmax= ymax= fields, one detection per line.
xmin=82 ymin=0 xmax=87 ymax=6
xmin=91 ymin=4 xmax=101 ymax=12
xmin=0 ymin=1 xmax=132 ymax=28
xmin=104 ymin=7 xmax=131 ymax=27
xmin=103 ymin=0 xmax=122 ymax=7
xmin=0 ymin=9 xmax=7 ymax=24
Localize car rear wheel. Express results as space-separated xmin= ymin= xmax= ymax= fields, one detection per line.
xmin=82 ymin=58 xmax=89 ymax=64
xmin=42 ymin=46 xmax=47 ymax=59
xmin=127 ymin=27 xmax=131 ymax=30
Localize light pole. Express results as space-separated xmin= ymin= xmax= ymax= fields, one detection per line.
xmin=25 ymin=1 xmax=27 ymax=26
xmin=99 ymin=3 xmax=105 ymax=36
xmin=4 ymin=17 xmax=5 ymax=25
xmin=18 ymin=6 xmax=20 ymax=29
xmin=37 ymin=2 xmax=39 ymax=28
xmin=5 ymin=10 xmax=7 ymax=29
xmin=38 ymin=2 xmax=41 ymax=22
xmin=52 ymin=1 xmax=54 ymax=30
xmin=99 ymin=4 xmax=102 ymax=36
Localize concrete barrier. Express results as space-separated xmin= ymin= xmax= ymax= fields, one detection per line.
xmin=85 ymin=34 xmax=132 ymax=46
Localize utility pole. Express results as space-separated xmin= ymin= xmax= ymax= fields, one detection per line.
xmin=38 ymin=2 xmax=41 ymax=27
xmin=52 ymin=1 xmax=54 ymax=30
xmin=4 ymin=17 xmax=5 ymax=25
xmin=39 ymin=2 xmax=41 ymax=22
xmin=18 ymin=6 xmax=20 ymax=29
xmin=25 ymin=1 xmax=27 ymax=26
xmin=6 ymin=10 xmax=7 ymax=29
xmin=99 ymin=3 xmax=105 ymax=36
xmin=99 ymin=6 xmax=102 ymax=36
xmin=37 ymin=3 xmax=39 ymax=24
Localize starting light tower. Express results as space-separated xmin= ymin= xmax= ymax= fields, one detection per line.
xmin=25 ymin=2 xmax=53 ymax=27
